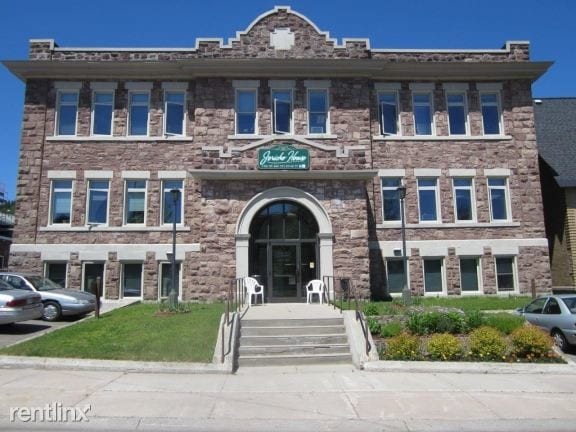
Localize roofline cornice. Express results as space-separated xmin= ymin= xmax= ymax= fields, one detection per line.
xmin=2 ymin=59 xmax=553 ymax=82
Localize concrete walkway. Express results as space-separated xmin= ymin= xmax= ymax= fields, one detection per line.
xmin=1 ymin=364 xmax=575 ymax=431
xmin=242 ymin=302 xmax=342 ymax=319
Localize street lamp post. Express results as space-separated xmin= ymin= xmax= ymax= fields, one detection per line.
xmin=168 ymin=189 xmax=180 ymax=310
xmin=397 ymin=184 xmax=411 ymax=304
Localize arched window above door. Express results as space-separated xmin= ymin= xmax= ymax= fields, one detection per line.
xmin=250 ymin=201 xmax=318 ymax=241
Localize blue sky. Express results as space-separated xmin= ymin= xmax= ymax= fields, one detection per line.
xmin=1 ymin=0 xmax=575 ymax=199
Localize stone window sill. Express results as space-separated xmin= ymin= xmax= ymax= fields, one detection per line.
xmin=39 ymin=226 xmax=192 ymax=232
xmin=47 ymin=136 xmax=193 ymax=142
xmin=373 ymin=135 xmax=512 ymax=141
xmin=376 ymin=222 xmax=521 ymax=229
xmin=227 ymin=134 xmax=338 ymax=140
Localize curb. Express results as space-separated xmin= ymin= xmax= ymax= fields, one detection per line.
xmin=0 ymin=355 xmax=230 ymax=374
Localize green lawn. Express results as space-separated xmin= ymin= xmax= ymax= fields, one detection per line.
xmin=0 ymin=302 xmax=225 ymax=362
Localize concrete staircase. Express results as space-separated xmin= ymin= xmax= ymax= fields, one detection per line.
xmin=238 ymin=304 xmax=352 ymax=367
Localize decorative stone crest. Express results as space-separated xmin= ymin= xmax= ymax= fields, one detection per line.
xmin=270 ymin=28 xmax=295 ymax=50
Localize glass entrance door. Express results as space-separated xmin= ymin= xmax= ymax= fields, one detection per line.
xmin=82 ymin=262 xmax=105 ymax=298
xmin=271 ymin=244 xmax=298 ymax=298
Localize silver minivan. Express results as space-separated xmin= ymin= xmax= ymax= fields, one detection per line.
xmin=0 ymin=273 xmax=96 ymax=322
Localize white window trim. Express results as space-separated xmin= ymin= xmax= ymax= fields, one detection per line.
xmin=452 ymin=177 xmax=476 ymax=223
xmin=163 ymin=89 xmax=186 ymax=137
xmin=48 ymin=179 xmax=74 ymax=227
xmin=479 ymin=89 xmax=504 ymax=136
xmin=494 ymin=255 xmax=518 ymax=294
xmin=55 ymin=89 xmax=79 ymax=137
xmin=417 ymin=177 xmax=441 ymax=223
xmin=412 ymin=91 xmax=435 ymax=136
xmin=235 ymin=88 xmax=259 ymax=135
xmin=81 ymin=261 xmax=106 ymax=298
xmin=158 ymin=261 xmax=183 ymax=300
xmin=121 ymin=262 xmax=144 ymax=300
xmin=161 ymin=179 xmax=184 ymax=227
xmin=458 ymin=256 xmax=482 ymax=295
xmin=90 ymin=89 xmax=115 ymax=136
xmin=487 ymin=176 xmax=512 ymax=223
xmin=123 ymin=179 xmax=148 ymax=226
xmin=422 ymin=257 xmax=446 ymax=296
xmin=306 ymin=88 xmax=330 ymax=135
xmin=377 ymin=90 xmax=400 ymax=136
xmin=127 ymin=90 xmax=150 ymax=137
xmin=385 ymin=257 xmax=410 ymax=297
xmin=271 ymin=88 xmax=294 ymax=135
xmin=43 ymin=261 xmax=68 ymax=289
xmin=86 ymin=179 xmax=110 ymax=227
xmin=380 ymin=177 xmax=403 ymax=224
xmin=445 ymin=90 xmax=469 ymax=136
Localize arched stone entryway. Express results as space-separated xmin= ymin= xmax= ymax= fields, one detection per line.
xmin=235 ymin=187 xmax=333 ymax=300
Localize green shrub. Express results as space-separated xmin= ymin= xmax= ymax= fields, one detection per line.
xmin=366 ymin=317 xmax=381 ymax=335
xmin=485 ymin=313 xmax=525 ymax=335
xmin=380 ymin=321 xmax=403 ymax=338
xmin=406 ymin=310 xmax=467 ymax=335
xmin=363 ymin=303 xmax=380 ymax=316
xmin=469 ymin=326 xmax=507 ymax=361
xmin=510 ymin=325 xmax=553 ymax=360
xmin=382 ymin=332 xmax=422 ymax=360
xmin=465 ymin=310 xmax=485 ymax=330
xmin=426 ymin=333 xmax=464 ymax=361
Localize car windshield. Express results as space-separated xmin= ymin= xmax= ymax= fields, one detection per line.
xmin=26 ymin=276 xmax=62 ymax=291
xmin=561 ymin=297 xmax=576 ymax=314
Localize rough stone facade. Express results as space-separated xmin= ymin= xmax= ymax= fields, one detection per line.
xmin=6 ymin=6 xmax=552 ymax=301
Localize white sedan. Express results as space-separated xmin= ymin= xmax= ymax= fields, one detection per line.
xmin=0 ymin=279 xmax=44 ymax=325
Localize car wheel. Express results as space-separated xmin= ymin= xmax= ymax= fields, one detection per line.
xmin=42 ymin=301 xmax=61 ymax=322
xmin=552 ymin=330 xmax=569 ymax=352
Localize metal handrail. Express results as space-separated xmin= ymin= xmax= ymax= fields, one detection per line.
xmin=351 ymin=281 xmax=372 ymax=356
xmin=222 ymin=277 xmax=246 ymax=363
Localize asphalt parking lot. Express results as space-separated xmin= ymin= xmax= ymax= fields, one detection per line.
xmin=0 ymin=316 xmax=85 ymax=348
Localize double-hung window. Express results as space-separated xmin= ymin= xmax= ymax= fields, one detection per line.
xmin=49 ymin=179 xmax=73 ymax=225
xmin=381 ymin=177 xmax=402 ymax=222
xmin=233 ymin=80 xmax=259 ymax=135
xmin=495 ymin=256 xmax=516 ymax=292
xmin=90 ymin=82 xmax=116 ymax=136
xmin=410 ymin=83 xmax=435 ymax=136
xmin=270 ymin=80 xmax=295 ymax=134
xmin=162 ymin=180 xmax=183 ymax=225
xmin=124 ymin=179 xmax=147 ymax=225
xmin=55 ymin=82 xmax=81 ymax=136
xmin=126 ymin=82 xmax=152 ymax=136
xmin=386 ymin=259 xmax=407 ymax=294
xmin=443 ymin=83 xmax=469 ymax=135
xmin=305 ymin=81 xmax=330 ymax=135
xmin=417 ymin=176 xmax=440 ymax=222
xmin=453 ymin=177 xmax=475 ymax=222
xmin=86 ymin=180 xmax=110 ymax=225
xmin=122 ymin=263 xmax=143 ymax=298
xmin=162 ymin=82 xmax=187 ymax=136
xmin=44 ymin=262 xmax=68 ymax=288
xmin=477 ymin=83 xmax=503 ymax=135
xmin=376 ymin=83 xmax=401 ymax=136
xmin=459 ymin=257 xmax=481 ymax=293
xmin=487 ymin=176 xmax=511 ymax=222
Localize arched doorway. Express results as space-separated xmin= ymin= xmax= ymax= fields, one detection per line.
xmin=235 ymin=186 xmax=334 ymax=302
xmin=249 ymin=201 xmax=318 ymax=301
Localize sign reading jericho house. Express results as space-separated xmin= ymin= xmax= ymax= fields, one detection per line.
xmin=258 ymin=145 xmax=309 ymax=170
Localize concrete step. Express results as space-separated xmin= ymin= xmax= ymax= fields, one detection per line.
xmin=242 ymin=318 xmax=344 ymax=327
xmin=241 ymin=325 xmax=345 ymax=337
xmin=239 ymin=344 xmax=350 ymax=356
xmin=241 ymin=334 xmax=349 ymax=346
xmin=238 ymin=353 xmax=353 ymax=367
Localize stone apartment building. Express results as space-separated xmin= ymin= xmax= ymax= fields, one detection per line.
xmin=3 ymin=6 xmax=552 ymax=301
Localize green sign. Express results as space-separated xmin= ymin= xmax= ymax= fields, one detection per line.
xmin=257 ymin=145 xmax=309 ymax=170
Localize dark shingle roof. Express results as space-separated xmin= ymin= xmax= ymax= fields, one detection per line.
xmin=534 ymin=98 xmax=576 ymax=187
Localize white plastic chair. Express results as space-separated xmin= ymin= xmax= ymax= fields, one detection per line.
xmin=244 ymin=277 xmax=264 ymax=307
xmin=306 ymin=279 xmax=326 ymax=304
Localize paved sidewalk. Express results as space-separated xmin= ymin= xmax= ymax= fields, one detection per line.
xmin=1 ymin=364 xmax=575 ymax=431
